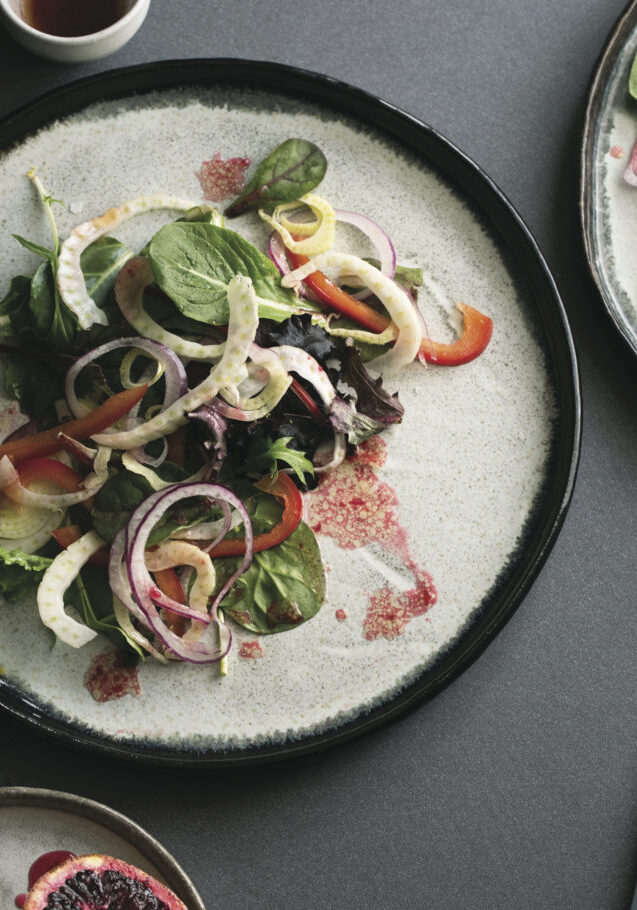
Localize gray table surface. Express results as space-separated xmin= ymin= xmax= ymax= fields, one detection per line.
xmin=0 ymin=1 xmax=636 ymax=908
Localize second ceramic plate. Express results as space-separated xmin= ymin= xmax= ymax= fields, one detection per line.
xmin=0 ymin=787 xmax=204 ymax=909
xmin=582 ymin=0 xmax=637 ymax=352
xmin=0 ymin=60 xmax=580 ymax=766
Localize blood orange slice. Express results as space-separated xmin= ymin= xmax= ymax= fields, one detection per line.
xmin=24 ymin=853 xmax=187 ymax=909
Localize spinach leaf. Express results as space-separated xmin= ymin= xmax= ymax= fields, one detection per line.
xmin=80 ymin=236 xmax=134 ymax=312
xmin=0 ymin=547 xmax=52 ymax=602
xmin=91 ymin=471 xmax=155 ymax=544
xmin=630 ymin=49 xmax=637 ymax=100
xmin=225 ymin=139 xmax=327 ymax=217
xmin=2 ymin=354 xmax=65 ymax=420
xmin=148 ymin=222 xmax=299 ymax=324
xmin=218 ymin=521 xmax=326 ymax=633
xmin=28 ymin=261 xmax=78 ymax=353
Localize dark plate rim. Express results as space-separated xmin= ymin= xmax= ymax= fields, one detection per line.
xmin=580 ymin=0 xmax=637 ymax=356
xmin=0 ymin=785 xmax=205 ymax=908
xmin=0 ymin=58 xmax=582 ymax=768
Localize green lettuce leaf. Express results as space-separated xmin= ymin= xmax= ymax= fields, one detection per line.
xmin=0 ymin=547 xmax=52 ymax=602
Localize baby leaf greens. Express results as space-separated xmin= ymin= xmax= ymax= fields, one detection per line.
xmin=225 ymin=138 xmax=327 ymax=217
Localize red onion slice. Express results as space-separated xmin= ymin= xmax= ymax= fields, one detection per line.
xmin=123 ymin=482 xmax=253 ymax=663
xmin=334 ymin=209 xmax=396 ymax=300
xmin=267 ymin=232 xmax=321 ymax=302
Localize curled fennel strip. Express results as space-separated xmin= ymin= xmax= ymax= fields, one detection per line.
xmin=215 ymin=357 xmax=292 ymax=421
xmin=259 ymin=193 xmax=336 ymax=255
xmin=57 ymin=195 xmax=200 ymax=330
xmin=311 ymin=313 xmax=398 ymax=346
xmin=266 ymin=345 xmax=336 ymax=406
xmin=37 ymin=531 xmax=105 ymax=648
xmin=145 ymin=541 xmax=216 ymax=644
xmin=115 ymin=258 xmax=226 ymax=362
xmin=309 ymin=252 xmax=422 ymax=374
xmin=93 ymin=273 xmax=259 ymax=450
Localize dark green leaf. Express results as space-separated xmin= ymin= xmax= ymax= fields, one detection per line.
xmin=12 ymin=234 xmax=56 ymax=263
xmin=66 ymin=567 xmax=143 ymax=657
xmin=0 ymin=275 xmax=32 ymax=334
xmin=225 ymin=139 xmax=327 ymax=217
xmin=218 ymin=521 xmax=325 ymax=633
xmin=91 ymin=471 xmax=155 ymax=544
xmin=0 ymin=547 xmax=52 ymax=602
xmin=80 ymin=236 xmax=134 ymax=311
xmin=28 ymin=261 xmax=78 ymax=353
xmin=148 ymin=222 xmax=299 ymax=324
xmin=2 ymin=354 xmax=65 ymax=420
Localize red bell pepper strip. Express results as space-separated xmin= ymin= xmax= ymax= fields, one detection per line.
xmin=289 ymin=377 xmax=327 ymax=424
xmin=0 ymin=384 xmax=148 ymax=465
xmin=209 ymin=472 xmax=303 ymax=557
xmin=51 ymin=524 xmax=110 ymax=568
xmin=287 ymin=250 xmax=492 ymax=366
xmin=15 ymin=457 xmax=83 ymax=492
xmin=153 ymin=567 xmax=188 ymax=634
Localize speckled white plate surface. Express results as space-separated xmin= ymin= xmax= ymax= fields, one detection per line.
xmin=0 ymin=62 xmax=579 ymax=764
xmin=582 ymin=0 xmax=637 ymax=351
xmin=0 ymin=787 xmax=205 ymax=908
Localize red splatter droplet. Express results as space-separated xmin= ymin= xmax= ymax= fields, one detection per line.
xmin=15 ymin=895 xmax=26 ymax=908
xmin=239 ymin=640 xmax=264 ymax=659
xmin=196 ymin=152 xmax=251 ymax=202
xmin=84 ymin=649 xmax=141 ymax=703
xmin=610 ymin=145 xmax=624 ymax=159
xmin=335 ymin=608 xmax=347 ymax=622
xmin=305 ymin=436 xmax=437 ymax=641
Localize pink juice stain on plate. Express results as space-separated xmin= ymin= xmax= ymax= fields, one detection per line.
xmin=196 ymin=152 xmax=251 ymax=201
xmin=84 ymin=649 xmax=141 ymax=702
xmin=305 ymin=436 xmax=437 ymax=641
xmin=239 ymin=640 xmax=264 ymax=659
xmin=15 ymin=850 xmax=76 ymax=907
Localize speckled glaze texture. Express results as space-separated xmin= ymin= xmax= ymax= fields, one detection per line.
xmin=584 ymin=2 xmax=637 ymax=347
xmin=0 ymin=85 xmax=558 ymax=755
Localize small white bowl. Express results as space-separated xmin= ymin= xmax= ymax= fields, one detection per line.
xmin=0 ymin=0 xmax=150 ymax=63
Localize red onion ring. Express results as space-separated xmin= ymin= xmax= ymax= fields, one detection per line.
xmin=334 ymin=209 xmax=396 ymax=300
xmin=123 ymin=483 xmax=253 ymax=663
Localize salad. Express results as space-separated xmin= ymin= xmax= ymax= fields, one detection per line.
xmin=0 ymin=138 xmax=492 ymax=675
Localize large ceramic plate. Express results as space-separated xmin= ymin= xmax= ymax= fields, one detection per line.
xmin=582 ymin=0 xmax=637 ymax=351
xmin=0 ymin=787 xmax=205 ymax=908
xmin=0 ymin=60 xmax=580 ymax=766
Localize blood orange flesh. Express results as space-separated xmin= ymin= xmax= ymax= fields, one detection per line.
xmin=24 ymin=853 xmax=187 ymax=910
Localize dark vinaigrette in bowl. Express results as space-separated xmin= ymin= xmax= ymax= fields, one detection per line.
xmin=20 ymin=0 xmax=129 ymax=37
